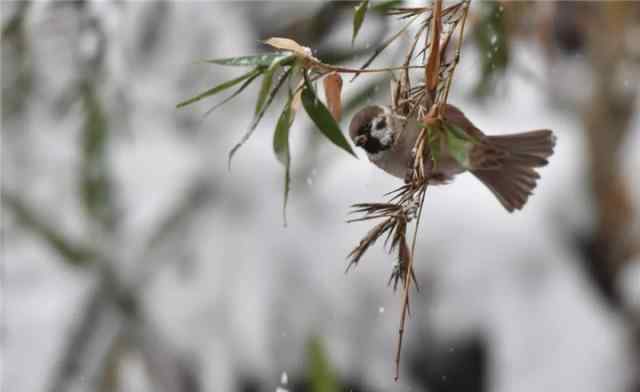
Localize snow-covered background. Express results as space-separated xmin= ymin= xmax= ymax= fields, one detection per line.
xmin=2 ymin=2 xmax=639 ymax=392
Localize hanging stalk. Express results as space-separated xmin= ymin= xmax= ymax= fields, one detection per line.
xmin=391 ymin=0 xmax=472 ymax=380
xmin=394 ymin=185 xmax=427 ymax=381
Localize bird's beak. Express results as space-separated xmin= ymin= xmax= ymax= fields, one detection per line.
xmin=354 ymin=135 xmax=368 ymax=147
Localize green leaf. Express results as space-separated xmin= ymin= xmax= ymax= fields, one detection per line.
xmin=202 ymin=70 xmax=262 ymax=117
xmin=255 ymin=55 xmax=293 ymax=116
xmin=273 ymin=98 xmax=295 ymax=226
xmin=80 ymin=82 xmax=115 ymax=230
xmin=228 ymin=68 xmax=293 ymax=169
xmin=445 ymin=121 xmax=480 ymax=143
xmin=176 ymin=67 xmax=261 ymax=108
xmin=352 ymin=0 xmax=369 ymax=45
xmin=201 ymin=53 xmax=291 ymax=67
xmin=426 ymin=126 xmax=441 ymax=169
xmin=444 ymin=124 xmax=473 ymax=168
xmin=472 ymin=1 xmax=509 ymax=98
xmin=306 ymin=336 xmax=340 ymax=392
xmin=301 ymin=74 xmax=356 ymax=158
xmin=256 ymin=72 xmax=275 ymax=117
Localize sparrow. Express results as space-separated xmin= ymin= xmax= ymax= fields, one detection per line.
xmin=349 ymin=104 xmax=556 ymax=212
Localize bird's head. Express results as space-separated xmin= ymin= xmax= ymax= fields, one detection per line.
xmin=349 ymin=105 xmax=395 ymax=154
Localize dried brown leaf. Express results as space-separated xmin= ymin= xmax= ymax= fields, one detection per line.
xmin=347 ymin=218 xmax=395 ymax=271
xmin=323 ymin=72 xmax=343 ymax=122
xmin=426 ymin=0 xmax=443 ymax=99
xmin=388 ymin=237 xmax=419 ymax=292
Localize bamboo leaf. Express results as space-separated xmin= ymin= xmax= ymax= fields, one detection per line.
xmin=301 ymin=74 xmax=356 ymax=158
xmin=202 ymin=71 xmax=262 ymax=117
xmin=352 ymin=0 xmax=369 ymax=45
xmin=444 ymin=121 xmax=467 ymax=140
xmin=176 ymin=68 xmax=261 ymax=108
xmin=255 ymin=55 xmax=293 ymax=116
xmin=228 ymin=68 xmax=293 ymax=169
xmin=426 ymin=126 xmax=441 ymax=169
xmin=444 ymin=124 xmax=472 ymax=168
xmin=445 ymin=121 xmax=479 ymax=143
xmin=273 ymin=98 xmax=296 ymax=226
xmin=256 ymin=72 xmax=275 ymax=117
xmin=201 ymin=53 xmax=290 ymax=67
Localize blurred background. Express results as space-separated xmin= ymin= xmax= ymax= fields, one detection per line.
xmin=2 ymin=1 xmax=640 ymax=391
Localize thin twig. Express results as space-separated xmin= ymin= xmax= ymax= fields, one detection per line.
xmin=351 ymin=15 xmax=421 ymax=82
xmin=425 ymin=0 xmax=442 ymax=104
xmin=320 ymin=63 xmax=428 ymax=74
xmin=442 ymin=0 xmax=470 ymax=107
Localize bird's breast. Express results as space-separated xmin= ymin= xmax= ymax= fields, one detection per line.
xmin=367 ymin=149 xmax=410 ymax=179
xmin=365 ymin=114 xmax=469 ymax=182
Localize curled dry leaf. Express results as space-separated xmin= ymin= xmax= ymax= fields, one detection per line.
xmin=263 ymin=37 xmax=320 ymax=67
xmin=323 ymin=72 xmax=343 ymax=122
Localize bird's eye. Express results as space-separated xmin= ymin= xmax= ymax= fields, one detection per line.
xmin=376 ymin=119 xmax=387 ymax=130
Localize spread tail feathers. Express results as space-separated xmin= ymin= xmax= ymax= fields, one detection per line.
xmin=472 ymin=130 xmax=556 ymax=212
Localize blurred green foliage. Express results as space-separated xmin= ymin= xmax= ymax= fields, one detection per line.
xmin=2 ymin=192 xmax=95 ymax=266
xmin=472 ymin=1 xmax=509 ymax=98
xmin=2 ymin=2 xmax=33 ymax=117
xmin=306 ymin=336 xmax=340 ymax=392
xmin=80 ymin=81 xmax=116 ymax=230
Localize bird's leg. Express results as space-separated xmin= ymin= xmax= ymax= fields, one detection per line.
xmin=404 ymin=167 xmax=414 ymax=184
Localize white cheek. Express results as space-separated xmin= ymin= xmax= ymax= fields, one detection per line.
xmin=370 ymin=126 xmax=394 ymax=147
xmin=380 ymin=130 xmax=394 ymax=146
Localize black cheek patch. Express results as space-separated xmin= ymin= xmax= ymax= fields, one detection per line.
xmin=363 ymin=136 xmax=384 ymax=154
xmin=376 ymin=118 xmax=387 ymax=130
